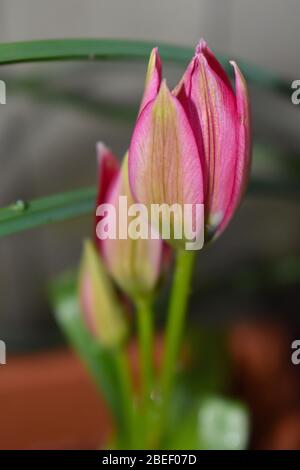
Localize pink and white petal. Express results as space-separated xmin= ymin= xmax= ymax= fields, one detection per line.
xmin=190 ymin=54 xmax=238 ymax=235
xmin=196 ymin=39 xmax=233 ymax=90
xmin=139 ymin=47 xmax=162 ymax=115
xmin=95 ymin=142 xmax=119 ymax=247
xmin=173 ymin=56 xmax=206 ymax=183
xmin=102 ymin=156 xmax=163 ymax=297
xmin=129 ymin=80 xmax=203 ymax=209
xmin=215 ymin=62 xmax=251 ymax=237
xmin=96 ymin=142 xmax=120 ymax=207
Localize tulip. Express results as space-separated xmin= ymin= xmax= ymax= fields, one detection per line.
xmin=95 ymin=143 xmax=163 ymax=300
xmin=129 ymin=39 xmax=251 ymax=243
xmin=78 ymin=239 xmax=127 ymax=347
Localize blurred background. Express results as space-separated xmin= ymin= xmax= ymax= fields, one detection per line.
xmin=0 ymin=0 xmax=299 ymax=450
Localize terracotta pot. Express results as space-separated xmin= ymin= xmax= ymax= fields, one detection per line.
xmin=0 ymin=349 xmax=112 ymax=449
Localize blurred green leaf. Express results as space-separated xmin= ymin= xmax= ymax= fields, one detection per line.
xmin=186 ymin=329 xmax=230 ymax=395
xmin=163 ymin=329 xmax=230 ymax=449
xmin=0 ymin=39 xmax=293 ymax=98
xmin=0 ymin=39 xmax=190 ymax=65
xmin=0 ymin=186 xmax=96 ymax=237
xmin=49 ymin=271 xmax=128 ymax=436
xmin=197 ymin=397 xmax=249 ymax=450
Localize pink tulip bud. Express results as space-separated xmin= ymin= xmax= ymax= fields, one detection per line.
xmin=129 ymin=79 xmax=204 ymax=248
xmin=129 ymin=40 xmax=251 ymax=244
xmin=95 ymin=143 xmax=163 ymax=299
xmin=78 ymin=239 xmax=127 ymax=347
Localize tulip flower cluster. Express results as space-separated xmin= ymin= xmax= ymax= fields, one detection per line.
xmin=76 ymin=39 xmax=251 ymax=449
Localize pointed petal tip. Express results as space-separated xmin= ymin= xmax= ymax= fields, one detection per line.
xmin=148 ymin=46 xmax=161 ymax=70
xmin=96 ymin=141 xmax=119 ymax=171
xmin=196 ymin=38 xmax=208 ymax=55
xmin=230 ymin=60 xmax=245 ymax=78
xmin=194 ymin=41 xmax=212 ymax=72
xmin=153 ymin=78 xmax=178 ymax=118
xmin=230 ymin=61 xmax=249 ymax=96
xmin=138 ymin=46 xmax=162 ymax=114
xmin=229 ymin=60 xmax=240 ymax=74
xmin=96 ymin=141 xmax=109 ymax=152
xmin=159 ymin=78 xmax=170 ymax=92
xmin=95 ymin=141 xmax=119 ymax=231
xmin=150 ymin=78 xmax=172 ymax=107
xmin=96 ymin=141 xmax=110 ymax=159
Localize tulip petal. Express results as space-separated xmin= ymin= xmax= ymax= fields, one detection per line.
xmin=101 ymin=154 xmax=163 ymax=298
xmin=96 ymin=142 xmax=120 ymax=207
xmin=196 ymin=39 xmax=232 ymax=90
xmin=95 ymin=142 xmax=119 ymax=248
xmin=176 ymin=41 xmax=238 ymax=237
xmin=216 ymin=62 xmax=251 ymax=236
xmin=129 ymin=80 xmax=203 ymax=211
xmin=173 ymin=57 xmax=206 ymax=184
xmin=174 ymin=40 xmax=251 ymax=239
xmin=139 ymin=47 xmax=162 ymax=115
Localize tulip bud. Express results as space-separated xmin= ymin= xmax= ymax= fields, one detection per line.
xmin=78 ymin=239 xmax=127 ymax=348
xmin=174 ymin=39 xmax=251 ymax=239
xmin=129 ymin=80 xmax=204 ymax=248
xmin=128 ymin=40 xmax=251 ymax=245
xmin=95 ymin=144 xmax=163 ymax=300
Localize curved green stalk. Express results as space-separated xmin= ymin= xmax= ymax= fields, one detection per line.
xmin=161 ymin=250 xmax=197 ymax=405
xmin=113 ymin=348 xmax=134 ymax=449
xmin=0 ymin=38 xmax=293 ymax=98
xmin=136 ymin=297 xmax=154 ymax=409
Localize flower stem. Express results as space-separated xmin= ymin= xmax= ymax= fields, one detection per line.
xmin=136 ymin=296 xmax=154 ymax=408
xmin=161 ymin=249 xmax=196 ymax=404
xmin=114 ymin=348 xmax=134 ymax=448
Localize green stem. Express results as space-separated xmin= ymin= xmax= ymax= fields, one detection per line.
xmin=113 ymin=348 xmax=134 ymax=449
xmin=0 ymin=39 xmax=293 ymax=99
xmin=161 ymin=249 xmax=196 ymax=404
xmin=136 ymin=297 xmax=154 ymax=408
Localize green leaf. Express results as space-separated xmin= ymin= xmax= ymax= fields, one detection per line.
xmin=49 ymin=271 xmax=128 ymax=435
xmin=0 ymin=186 xmax=96 ymax=237
xmin=0 ymin=39 xmax=190 ymax=65
xmin=197 ymin=397 xmax=249 ymax=450
xmin=0 ymin=39 xmax=292 ymax=98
